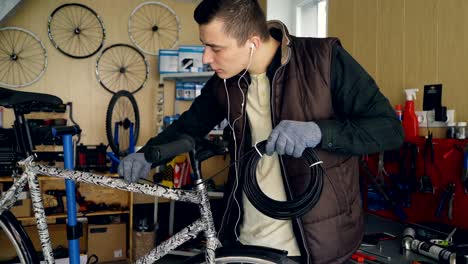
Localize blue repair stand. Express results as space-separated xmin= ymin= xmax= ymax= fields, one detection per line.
xmin=52 ymin=126 xmax=81 ymax=264
xmin=108 ymin=122 xmax=135 ymax=172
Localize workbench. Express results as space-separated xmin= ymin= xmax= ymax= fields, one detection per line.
xmin=351 ymin=213 xmax=438 ymax=264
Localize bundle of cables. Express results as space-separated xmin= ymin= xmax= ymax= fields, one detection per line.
xmin=242 ymin=140 xmax=324 ymax=220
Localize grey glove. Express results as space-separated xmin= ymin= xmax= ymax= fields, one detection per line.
xmin=118 ymin=153 xmax=151 ymax=183
xmin=265 ymin=120 xmax=322 ymax=158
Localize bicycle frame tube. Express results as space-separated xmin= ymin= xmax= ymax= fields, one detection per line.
xmin=0 ymin=173 xmax=28 ymax=215
xmin=21 ymin=157 xmax=222 ymax=263
xmin=28 ymin=163 xmax=202 ymax=203
xmin=27 ymin=169 xmax=55 ymax=263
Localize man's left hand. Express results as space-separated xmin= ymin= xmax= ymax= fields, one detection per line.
xmin=266 ymin=120 xmax=322 ymax=157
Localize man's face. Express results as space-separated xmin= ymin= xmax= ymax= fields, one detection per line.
xmin=199 ymin=19 xmax=251 ymax=79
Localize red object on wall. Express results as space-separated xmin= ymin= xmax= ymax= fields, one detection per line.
xmin=363 ymin=137 xmax=468 ymax=229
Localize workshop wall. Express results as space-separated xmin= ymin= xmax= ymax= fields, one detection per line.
xmin=328 ymin=0 xmax=468 ymax=128
xmin=0 ymin=0 xmax=265 ymax=146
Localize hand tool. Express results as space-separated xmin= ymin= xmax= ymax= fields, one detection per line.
xmin=435 ymin=183 xmax=455 ymax=220
xmin=360 ymin=158 xmax=408 ymax=220
xmin=420 ymin=133 xmax=434 ymax=194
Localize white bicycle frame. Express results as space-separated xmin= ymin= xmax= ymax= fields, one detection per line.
xmin=0 ymin=156 xmax=221 ymax=264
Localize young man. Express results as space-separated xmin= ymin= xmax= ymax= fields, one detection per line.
xmin=119 ymin=0 xmax=404 ymax=263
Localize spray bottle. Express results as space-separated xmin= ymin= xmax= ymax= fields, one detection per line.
xmin=402 ymin=88 xmax=419 ymax=139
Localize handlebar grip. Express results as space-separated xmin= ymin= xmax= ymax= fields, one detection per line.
xmin=52 ymin=125 xmax=81 ymax=136
xmin=145 ymin=134 xmax=195 ymax=164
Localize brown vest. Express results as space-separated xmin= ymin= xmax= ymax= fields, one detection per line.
xmin=214 ymin=21 xmax=363 ymax=264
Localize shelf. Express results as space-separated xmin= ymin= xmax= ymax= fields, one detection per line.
xmin=17 ymin=210 xmax=130 ymax=221
xmin=159 ymin=71 xmax=214 ymax=84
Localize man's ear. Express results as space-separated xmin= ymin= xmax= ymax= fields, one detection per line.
xmin=249 ymin=36 xmax=261 ymax=50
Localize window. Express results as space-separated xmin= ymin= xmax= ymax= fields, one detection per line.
xmin=267 ymin=0 xmax=328 ymax=37
xmin=296 ymin=0 xmax=327 ymax=37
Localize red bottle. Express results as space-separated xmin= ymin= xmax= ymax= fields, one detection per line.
xmin=402 ymin=89 xmax=419 ymax=139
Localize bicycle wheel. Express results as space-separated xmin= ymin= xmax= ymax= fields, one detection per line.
xmin=48 ymin=3 xmax=105 ymax=59
xmin=96 ymin=44 xmax=148 ymax=94
xmin=105 ymin=90 xmax=140 ymax=157
xmin=0 ymin=27 xmax=47 ymax=88
xmin=128 ymin=1 xmax=180 ymax=55
xmin=0 ymin=210 xmax=39 ymax=263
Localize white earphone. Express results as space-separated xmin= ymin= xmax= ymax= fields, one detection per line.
xmin=250 ymin=42 xmax=255 ymax=50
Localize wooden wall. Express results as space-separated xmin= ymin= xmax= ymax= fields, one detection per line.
xmin=1 ymin=0 xmax=203 ymax=146
xmin=2 ymin=0 xmax=267 ymax=146
xmin=328 ymin=0 xmax=468 ymax=126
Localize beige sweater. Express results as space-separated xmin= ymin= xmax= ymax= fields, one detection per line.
xmin=238 ymin=72 xmax=300 ymax=256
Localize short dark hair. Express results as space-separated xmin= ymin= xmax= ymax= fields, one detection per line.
xmin=194 ymin=0 xmax=269 ymax=45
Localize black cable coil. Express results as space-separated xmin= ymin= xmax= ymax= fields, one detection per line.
xmin=242 ymin=140 xmax=324 ymax=220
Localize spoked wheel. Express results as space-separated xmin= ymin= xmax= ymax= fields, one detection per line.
xmin=105 ymin=90 xmax=140 ymax=157
xmin=0 ymin=211 xmax=39 ymax=263
xmin=48 ymin=3 xmax=105 ymax=58
xmin=0 ymin=27 xmax=47 ymax=88
xmin=128 ymin=1 xmax=181 ymax=55
xmin=96 ymin=44 xmax=148 ymax=94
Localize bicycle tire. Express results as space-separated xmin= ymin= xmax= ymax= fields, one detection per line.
xmin=0 ymin=210 xmax=39 ymax=263
xmin=105 ymin=90 xmax=140 ymax=157
xmin=48 ymin=3 xmax=105 ymax=59
xmin=128 ymin=1 xmax=181 ymax=55
xmin=186 ymin=245 xmax=298 ymax=264
xmin=96 ymin=43 xmax=149 ymax=94
xmin=0 ymin=27 xmax=47 ymax=88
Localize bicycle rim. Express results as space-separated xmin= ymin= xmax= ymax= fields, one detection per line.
xmin=105 ymin=90 xmax=140 ymax=157
xmin=96 ymin=43 xmax=148 ymax=94
xmin=48 ymin=3 xmax=105 ymax=58
xmin=0 ymin=27 xmax=47 ymax=88
xmin=0 ymin=211 xmax=38 ymax=264
xmin=128 ymin=1 xmax=180 ymax=55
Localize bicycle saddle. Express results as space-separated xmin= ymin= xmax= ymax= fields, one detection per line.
xmin=0 ymin=87 xmax=62 ymax=109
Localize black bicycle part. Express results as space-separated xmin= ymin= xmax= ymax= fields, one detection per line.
xmin=185 ymin=244 xmax=297 ymax=264
xmin=0 ymin=210 xmax=39 ymax=263
xmin=48 ymin=3 xmax=105 ymax=58
xmin=105 ymin=90 xmax=140 ymax=157
xmin=0 ymin=87 xmax=63 ymax=157
xmin=242 ymin=141 xmax=324 ymax=220
xmin=145 ymin=134 xmax=195 ymax=165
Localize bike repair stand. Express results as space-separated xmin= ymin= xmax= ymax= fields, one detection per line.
xmin=108 ymin=121 xmax=135 ymax=172
xmin=52 ymin=125 xmax=82 ymax=264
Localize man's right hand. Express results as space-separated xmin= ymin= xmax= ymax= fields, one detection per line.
xmin=118 ymin=153 xmax=151 ymax=183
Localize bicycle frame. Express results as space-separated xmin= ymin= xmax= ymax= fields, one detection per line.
xmin=0 ymin=156 xmax=222 ymax=264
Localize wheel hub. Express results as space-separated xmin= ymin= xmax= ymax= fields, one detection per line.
xmin=74 ymin=28 xmax=81 ymax=34
xmin=152 ymin=25 xmax=159 ymax=32
xmin=10 ymin=53 xmax=18 ymax=61
xmin=119 ymin=67 xmax=126 ymax=74
xmin=123 ymin=118 xmax=131 ymax=129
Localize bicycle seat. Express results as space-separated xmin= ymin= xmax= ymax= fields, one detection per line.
xmin=0 ymin=87 xmax=62 ymax=109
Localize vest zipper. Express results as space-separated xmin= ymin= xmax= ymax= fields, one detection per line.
xmin=271 ymin=65 xmax=311 ymax=264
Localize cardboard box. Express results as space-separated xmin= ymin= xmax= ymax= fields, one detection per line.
xmin=178 ymin=45 xmax=204 ymax=72
xmin=158 ymin=49 xmax=179 ymax=73
xmin=87 ymin=223 xmax=127 ymax=262
xmin=132 ymin=231 xmax=156 ymax=260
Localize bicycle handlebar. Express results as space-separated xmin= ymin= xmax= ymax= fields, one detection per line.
xmin=145 ymin=134 xmax=195 ymax=164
